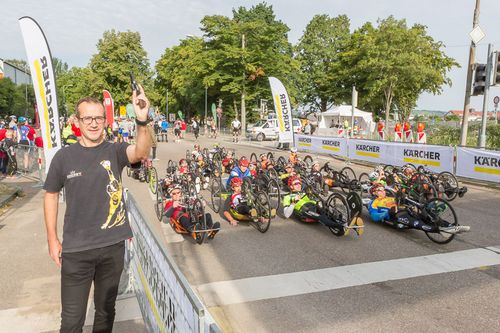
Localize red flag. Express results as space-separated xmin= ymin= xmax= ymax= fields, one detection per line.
xmin=103 ymin=90 xmax=114 ymax=127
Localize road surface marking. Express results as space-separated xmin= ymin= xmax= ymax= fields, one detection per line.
xmin=196 ymin=246 xmax=500 ymax=307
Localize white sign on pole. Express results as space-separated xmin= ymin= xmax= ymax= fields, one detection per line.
xmin=469 ymin=26 xmax=485 ymax=44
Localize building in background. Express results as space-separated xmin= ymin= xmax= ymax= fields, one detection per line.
xmin=0 ymin=58 xmax=31 ymax=85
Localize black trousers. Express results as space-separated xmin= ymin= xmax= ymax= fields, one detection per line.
xmin=60 ymin=241 xmax=125 ymax=333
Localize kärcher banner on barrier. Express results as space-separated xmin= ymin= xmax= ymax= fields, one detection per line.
xmin=456 ymin=147 xmax=500 ymax=183
xmin=269 ymin=77 xmax=294 ymax=144
xmin=295 ymin=135 xmax=454 ymax=173
xmin=19 ymin=16 xmax=62 ymax=171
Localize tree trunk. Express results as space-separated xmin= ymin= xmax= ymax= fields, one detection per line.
xmin=320 ymin=98 xmax=327 ymax=113
xmin=384 ymin=85 xmax=394 ymax=124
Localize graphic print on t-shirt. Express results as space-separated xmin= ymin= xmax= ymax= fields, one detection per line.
xmin=100 ymin=160 xmax=126 ymax=229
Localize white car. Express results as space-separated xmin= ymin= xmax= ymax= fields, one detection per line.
xmin=247 ymin=118 xmax=302 ymax=141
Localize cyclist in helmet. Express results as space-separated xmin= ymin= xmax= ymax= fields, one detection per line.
xmin=223 ymin=177 xmax=257 ymax=226
xmin=289 ymin=147 xmax=299 ymax=165
xmin=226 ymin=157 xmax=251 ymax=188
xmin=164 ymin=184 xmax=220 ymax=241
xmin=367 ymin=183 xmax=469 ymax=234
xmin=282 ymin=175 xmax=363 ymax=236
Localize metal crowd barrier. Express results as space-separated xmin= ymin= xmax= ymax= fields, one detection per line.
xmin=123 ymin=190 xmax=221 ymax=333
xmin=11 ymin=144 xmax=45 ymax=183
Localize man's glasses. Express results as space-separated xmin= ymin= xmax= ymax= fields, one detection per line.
xmin=79 ymin=116 xmax=105 ymax=125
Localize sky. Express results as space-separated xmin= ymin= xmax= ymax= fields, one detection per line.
xmin=2 ymin=0 xmax=500 ymax=112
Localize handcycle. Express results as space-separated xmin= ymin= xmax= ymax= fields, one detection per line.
xmin=161 ymin=187 xmax=220 ymax=245
xmin=384 ymin=188 xmax=463 ymax=244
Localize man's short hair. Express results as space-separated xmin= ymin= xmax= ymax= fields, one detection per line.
xmin=75 ymin=97 xmax=105 ymax=118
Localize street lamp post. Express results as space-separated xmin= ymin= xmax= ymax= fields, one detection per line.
xmin=241 ymin=33 xmax=246 ymax=137
xmin=205 ymin=86 xmax=208 ymax=120
xmin=61 ymin=84 xmax=73 ymax=118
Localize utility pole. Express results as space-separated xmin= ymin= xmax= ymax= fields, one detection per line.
xmin=460 ymin=0 xmax=481 ymax=146
xmin=166 ymin=89 xmax=169 ymax=115
xmin=351 ymin=86 xmax=358 ymax=138
xmin=241 ymin=33 xmax=246 ymax=137
xmin=478 ymin=43 xmax=493 ymax=148
xmin=204 ymin=86 xmax=208 ymax=120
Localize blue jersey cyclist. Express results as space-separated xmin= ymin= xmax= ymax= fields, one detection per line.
xmin=226 ymin=157 xmax=251 ymax=188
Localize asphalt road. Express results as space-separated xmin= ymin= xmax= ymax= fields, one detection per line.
xmin=123 ymin=133 xmax=500 ymax=333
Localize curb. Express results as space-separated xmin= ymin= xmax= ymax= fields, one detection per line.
xmin=0 ymin=186 xmax=23 ymax=209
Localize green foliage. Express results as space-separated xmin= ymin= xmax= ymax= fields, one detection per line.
xmin=444 ymin=113 xmax=460 ymax=121
xmin=295 ymin=14 xmax=351 ymax=112
xmin=342 ymin=17 xmax=458 ymax=122
xmin=90 ymin=30 xmax=153 ymax=106
xmin=0 ymin=78 xmax=35 ymax=119
xmin=428 ymin=123 xmax=500 ymax=149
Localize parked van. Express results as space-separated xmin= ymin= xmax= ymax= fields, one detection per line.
xmin=247 ymin=118 xmax=302 ymax=141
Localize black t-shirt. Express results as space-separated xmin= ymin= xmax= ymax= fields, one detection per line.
xmin=44 ymin=141 xmax=132 ymax=253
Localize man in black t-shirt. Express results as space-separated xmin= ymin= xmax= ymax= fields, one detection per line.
xmin=43 ymin=86 xmax=152 ymax=332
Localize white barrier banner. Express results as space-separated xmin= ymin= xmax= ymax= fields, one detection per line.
xmin=313 ymin=136 xmax=348 ymax=158
xmin=295 ymin=135 xmax=454 ymax=173
xmin=456 ymin=147 xmax=500 ymax=183
xmin=295 ymin=135 xmax=314 ymax=153
xmin=348 ymin=140 xmax=454 ymax=173
xmin=394 ymin=143 xmax=454 ymax=173
xmin=126 ymin=194 xmax=204 ymax=333
xmin=348 ymin=139 xmax=387 ymax=164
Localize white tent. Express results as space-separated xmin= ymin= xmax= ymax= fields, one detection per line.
xmin=318 ymin=105 xmax=375 ymax=133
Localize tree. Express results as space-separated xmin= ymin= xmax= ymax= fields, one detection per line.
xmin=0 ymin=78 xmax=34 ymax=118
xmin=295 ymin=14 xmax=351 ymax=112
xmin=199 ymin=2 xmax=299 ymax=122
xmin=90 ymin=30 xmax=154 ymax=107
xmin=57 ymin=67 xmax=104 ymax=115
xmin=344 ymin=17 xmax=458 ymax=122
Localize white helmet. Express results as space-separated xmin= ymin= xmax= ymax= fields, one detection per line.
xmin=369 ymin=171 xmax=379 ymax=181
xmin=290 ymin=147 xmax=297 ymax=153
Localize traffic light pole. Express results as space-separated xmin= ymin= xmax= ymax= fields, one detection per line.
xmin=460 ymin=0 xmax=481 ymax=147
xmin=478 ymin=44 xmax=493 ymax=148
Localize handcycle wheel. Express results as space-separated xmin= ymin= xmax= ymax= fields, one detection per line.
xmin=267 ymin=167 xmax=278 ymax=180
xmin=423 ymin=198 xmax=458 ymax=244
xmin=337 ymin=172 xmax=351 ymax=194
xmin=437 ymin=172 xmax=458 ymax=201
xmin=340 ymin=166 xmax=356 ymax=182
xmin=210 ymin=177 xmax=222 ymax=213
xmin=126 ymin=166 xmax=132 ymax=177
xmin=320 ymin=162 xmax=332 ymax=173
xmin=242 ymin=177 xmax=254 ymax=194
xmin=252 ymin=191 xmax=272 ymax=233
xmin=186 ymin=149 xmax=191 ymax=161
xmin=155 ymin=187 xmax=164 ymax=222
xmin=325 ymin=193 xmax=350 ymax=236
xmin=267 ymin=152 xmax=274 ymax=160
xmin=250 ymin=153 xmax=258 ymax=163
xmin=411 ymin=172 xmax=437 ymax=201
xmin=303 ymin=155 xmax=313 ymax=167
xmin=277 ymin=156 xmax=286 ymax=168
xmin=357 ymin=172 xmax=372 ymax=202
xmin=148 ymin=167 xmax=158 ymax=194
xmin=187 ymin=182 xmax=198 ymax=199
xmin=191 ymin=198 xmax=207 ymax=244
xmin=267 ymin=178 xmax=281 ymax=212
xmin=145 ymin=166 xmax=150 ymax=183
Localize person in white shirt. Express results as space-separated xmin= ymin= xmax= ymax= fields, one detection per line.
xmin=231 ymin=118 xmax=241 ymax=143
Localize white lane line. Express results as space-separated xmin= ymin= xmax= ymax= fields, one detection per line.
xmin=196 ymin=246 xmax=500 ymax=307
